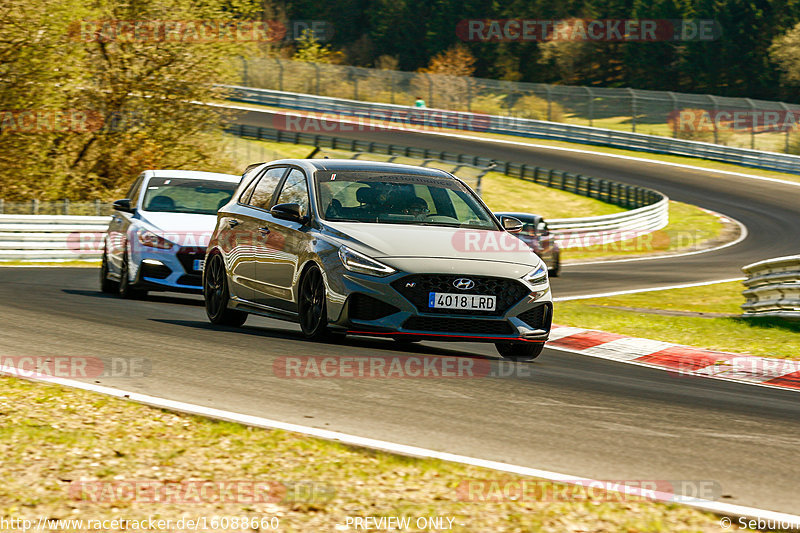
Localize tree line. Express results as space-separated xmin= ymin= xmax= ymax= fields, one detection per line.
xmin=285 ymin=0 xmax=800 ymax=102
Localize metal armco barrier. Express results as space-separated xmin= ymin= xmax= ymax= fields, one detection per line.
xmin=223 ymin=85 xmax=800 ymax=175
xmin=0 ymin=214 xmax=107 ymax=261
xmin=741 ymin=255 xmax=800 ymax=320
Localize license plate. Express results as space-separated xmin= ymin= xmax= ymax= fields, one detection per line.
xmin=428 ymin=292 xmax=496 ymax=311
xmin=193 ymin=259 xmax=205 ymax=271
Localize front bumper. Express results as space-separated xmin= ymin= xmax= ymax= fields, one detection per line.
xmin=130 ymin=246 xmax=206 ymax=293
xmin=326 ymin=269 xmax=552 ymax=343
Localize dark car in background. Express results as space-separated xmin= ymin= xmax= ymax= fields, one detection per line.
xmin=495 ymin=212 xmax=561 ymax=276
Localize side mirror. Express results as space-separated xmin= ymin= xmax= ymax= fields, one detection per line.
xmin=112 ymin=199 xmax=133 ymax=213
xmin=270 ymin=202 xmax=307 ymax=223
xmin=499 ymin=215 xmax=523 ymax=233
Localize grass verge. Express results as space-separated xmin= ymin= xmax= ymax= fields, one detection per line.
xmin=0 ymin=375 xmax=736 ymax=532
xmin=562 ymin=201 xmax=729 ymax=263
xmin=0 ymin=260 xmax=100 ymax=267
xmin=555 ymin=281 xmax=800 ymax=359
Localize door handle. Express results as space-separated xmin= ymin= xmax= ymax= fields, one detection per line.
xmin=258 ymin=226 xmax=271 ymax=234
xmin=228 ymin=219 xmax=240 ymax=228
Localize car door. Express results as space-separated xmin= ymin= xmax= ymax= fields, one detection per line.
xmin=232 ymin=166 xmax=288 ymax=302
xmin=107 ymin=173 xmax=145 ymax=273
xmin=252 ymin=168 xmax=311 ymax=312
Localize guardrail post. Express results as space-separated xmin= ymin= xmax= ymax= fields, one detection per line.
xmin=628 ymin=88 xmax=636 ymax=132
xmin=274 ymin=57 xmax=284 ymax=92
xmin=310 ymin=63 xmax=319 ymax=95
xmin=586 ymin=87 xmax=594 ymax=127
xmin=668 ymin=92 xmax=678 ymax=138
xmin=0 ymin=199 xmax=4 ymax=214
xmin=63 ymin=198 xmax=70 ymax=215
xmin=32 ymin=199 xmax=39 ymax=215
xmin=780 ymin=102 xmax=792 ymax=153
xmin=745 ymin=98 xmax=756 ymax=149
xmin=708 ymin=95 xmax=719 ymax=144
xmin=94 ymin=199 xmax=102 ymax=216
xmin=545 ymin=86 xmax=552 ymax=122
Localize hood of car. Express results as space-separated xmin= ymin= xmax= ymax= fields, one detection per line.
xmin=138 ymin=212 xmax=217 ymax=231
xmin=326 ymin=221 xmax=540 ymax=267
xmin=137 ymin=212 xmax=218 ymax=247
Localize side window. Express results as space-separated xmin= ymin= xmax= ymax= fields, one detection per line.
xmin=127 ymin=174 xmax=145 ymax=208
xmin=275 ymin=169 xmax=310 ymax=215
xmin=238 ymin=165 xmax=265 ymax=204
xmin=248 ymin=167 xmax=287 ymax=210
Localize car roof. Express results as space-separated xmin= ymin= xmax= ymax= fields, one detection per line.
xmin=146 ymin=170 xmax=241 ymax=183
xmin=259 ymin=158 xmax=455 ymax=177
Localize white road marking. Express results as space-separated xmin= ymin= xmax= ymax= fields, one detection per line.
xmin=554 ymin=278 xmax=745 ymax=301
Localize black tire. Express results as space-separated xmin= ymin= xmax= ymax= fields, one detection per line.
xmin=495 ymin=342 xmax=545 ymax=362
xmin=99 ymin=249 xmax=119 ymax=294
xmin=204 ymin=254 xmax=248 ymax=327
xmin=118 ymin=251 xmax=147 ymax=299
xmin=298 ymin=265 xmax=330 ymax=340
xmin=548 ymin=252 xmax=560 ymax=277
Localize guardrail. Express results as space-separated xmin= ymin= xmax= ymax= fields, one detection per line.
xmin=741 ymin=255 xmax=800 ymax=320
xmin=0 ymin=214 xmax=107 ymax=261
xmin=228 ymin=124 xmax=669 ymax=250
xmin=224 ymin=85 xmax=800 ymax=175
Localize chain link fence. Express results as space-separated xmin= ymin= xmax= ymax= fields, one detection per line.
xmin=240 ymin=57 xmax=800 ymax=154
xmin=0 ymin=200 xmax=112 ymax=216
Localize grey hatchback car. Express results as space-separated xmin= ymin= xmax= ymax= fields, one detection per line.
xmin=203 ymin=159 xmax=553 ymax=360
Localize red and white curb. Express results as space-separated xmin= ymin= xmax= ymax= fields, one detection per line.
xmin=547 ymin=325 xmax=800 ymax=391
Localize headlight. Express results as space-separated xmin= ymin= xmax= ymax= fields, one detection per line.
xmin=523 ymin=262 xmax=548 ymax=285
xmin=137 ymin=229 xmax=173 ymax=249
xmin=339 ymin=246 xmax=396 ymax=277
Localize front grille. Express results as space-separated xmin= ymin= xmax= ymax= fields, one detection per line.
xmin=348 ymin=293 xmax=400 ymax=321
xmin=176 ymin=247 xmax=206 ymax=274
xmin=177 ymin=274 xmax=202 ymax=286
xmin=517 ymin=303 xmax=552 ymax=330
xmin=391 ymin=274 xmax=528 ymax=316
xmin=403 ymin=316 xmax=514 ymax=335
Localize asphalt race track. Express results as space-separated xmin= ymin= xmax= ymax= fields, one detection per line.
xmin=4 ymin=113 xmax=800 ymax=514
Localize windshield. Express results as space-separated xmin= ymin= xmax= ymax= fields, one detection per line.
xmin=142 ymin=177 xmax=237 ymax=215
xmin=316 ymin=171 xmax=498 ymax=229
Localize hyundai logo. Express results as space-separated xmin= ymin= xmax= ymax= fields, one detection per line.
xmin=453 ymin=278 xmax=475 ymax=290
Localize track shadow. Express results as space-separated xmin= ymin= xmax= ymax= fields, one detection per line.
xmin=733 ymin=316 xmax=800 ymax=334
xmin=149 ymin=318 xmax=493 ymax=360
xmin=62 ymin=289 xmax=204 ymax=306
